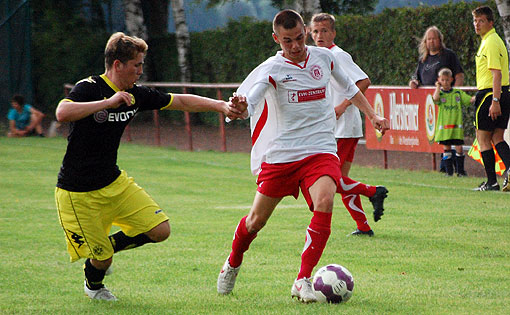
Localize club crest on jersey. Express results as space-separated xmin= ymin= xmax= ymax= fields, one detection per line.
xmin=288 ymin=87 xmax=326 ymax=103
xmin=309 ymin=64 xmax=323 ymax=80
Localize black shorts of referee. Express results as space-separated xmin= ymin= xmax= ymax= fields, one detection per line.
xmin=474 ymin=86 xmax=510 ymax=131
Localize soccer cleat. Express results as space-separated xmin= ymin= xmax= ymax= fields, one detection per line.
xmin=217 ymin=258 xmax=241 ymax=295
xmin=473 ymin=182 xmax=500 ymax=191
xmin=291 ymin=278 xmax=317 ymax=303
xmin=349 ymin=229 xmax=374 ymax=237
xmin=369 ymin=186 xmax=388 ymax=222
xmin=84 ymin=281 xmax=117 ymax=301
xmin=502 ymin=171 xmax=510 ymax=192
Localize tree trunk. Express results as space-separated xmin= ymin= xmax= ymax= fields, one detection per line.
xmin=123 ymin=0 xmax=148 ymax=81
xmin=141 ymin=0 xmax=169 ymax=82
xmin=123 ymin=0 xmax=147 ymax=40
xmin=170 ymin=0 xmax=191 ymax=83
xmin=282 ymin=0 xmax=321 ymax=23
xmin=496 ymin=0 xmax=510 ymax=56
xmin=495 ymin=0 xmax=510 ymax=147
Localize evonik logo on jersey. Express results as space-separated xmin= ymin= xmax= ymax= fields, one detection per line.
xmin=288 ymin=87 xmax=326 ymax=103
xmin=94 ymin=108 xmax=139 ymax=123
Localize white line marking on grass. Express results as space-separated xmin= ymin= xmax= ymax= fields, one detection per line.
xmin=215 ymin=204 xmax=304 ymax=210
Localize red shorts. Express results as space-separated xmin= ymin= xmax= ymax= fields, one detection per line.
xmin=336 ymin=138 xmax=359 ymax=167
xmin=256 ymin=153 xmax=341 ymax=211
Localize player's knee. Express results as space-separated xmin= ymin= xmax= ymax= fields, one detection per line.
xmin=314 ymin=195 xmax=334 ymax=213
xmin=246 ymin=216 xmax=266 ymax=234
xmin=148 ymin=221 xmax=170 ymax=243
xmin=91 ymin=257 xmax=113 ymax=270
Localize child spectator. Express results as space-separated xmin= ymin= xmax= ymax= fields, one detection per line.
xmin=433 ymin=68 xmax=473 ymax=176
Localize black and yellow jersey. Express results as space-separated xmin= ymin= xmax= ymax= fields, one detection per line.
xmin=56 ymin=74 xmax=173 ymax=192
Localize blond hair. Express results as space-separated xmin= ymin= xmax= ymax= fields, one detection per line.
xmin=438 ymin=67 xmax=452 ymax=77
xmin=104 ymin=32 xmax=148 ymax=69
xmin=419 ymin=26 xmax=445 ymax=62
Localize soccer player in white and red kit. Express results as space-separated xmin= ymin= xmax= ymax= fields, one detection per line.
xmin=310 ymin=13 xmax=389 ymax=236
xmin=216 ymin=10 xmax=389 ymax=303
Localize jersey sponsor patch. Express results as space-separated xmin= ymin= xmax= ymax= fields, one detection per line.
xmin=288 ymin=87 xmax=326 ymax=103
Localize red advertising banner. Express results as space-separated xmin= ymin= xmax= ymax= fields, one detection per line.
xmin=364 ymin=86 xmax=443 ymax=153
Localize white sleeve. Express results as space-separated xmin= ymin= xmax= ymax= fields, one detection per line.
xmin=246 ymin=81 xmax=270 ymax=117
xmin=331 ymin=61 xmax=359 ymax=100
xmin=336 ymin=51 xmax=368 ymax=83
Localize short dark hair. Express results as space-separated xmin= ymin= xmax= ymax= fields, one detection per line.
xmin=11 ymin=94 xmax=25 ymax=105
xmin=472 ymin=6 xmax=494 ymax=22
xmin=104 ymin=32 xmax=148 ymax=69
xmin=310 ymin=13 xmax=335 ymax=31
xmin=273 ymin=9 xmax=304 ymax=35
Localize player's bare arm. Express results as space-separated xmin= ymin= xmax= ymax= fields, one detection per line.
xmin=56 ymin=91 xmax=132 ymax=122
xmin=489 ymin=68 xmax=502 ymax=120
xmin=336 ymin=78 xmax=372 ymax=119
xmin=169 ymin=94 xmax=245 ymax=120
xmin=350 ymin=91 xmax=389 ymax=134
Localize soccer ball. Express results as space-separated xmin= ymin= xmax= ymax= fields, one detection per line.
xmin=312 ymin=264 xmax=354 ymax=303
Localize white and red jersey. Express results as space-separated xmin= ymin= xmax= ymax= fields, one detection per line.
xmin=329 ymin=45 xmax=368 ymax=139
xmin=237 ymin=45 xmax=359 ymax=175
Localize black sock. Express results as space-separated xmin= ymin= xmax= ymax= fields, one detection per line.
xmin=84 ymin=258 xmax=106 ymax=290
xmin=109 ymin=231 xmax=155 ymax=253
xmin=481 ymin=149 xmax=497 ymax=184
xmin=495 ymin=141 xmax=510 ymax=171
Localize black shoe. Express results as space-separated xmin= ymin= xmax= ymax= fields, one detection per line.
xmin=457 ymin=171 xmax=468 ymax=177
xmin=349 ymin=229 xmax=374 ymax=236
xmin=502 ymin=170 xmax=509 ymax=192
xmin=473 ymin=182 xmax=500 ymax=191
xmin=369 ymin=186 xmax=388 ymax=222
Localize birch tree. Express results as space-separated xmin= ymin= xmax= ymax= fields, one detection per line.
xmin=123 ymin=0 xmax=147 ymax=40
xmin=496 ymin=0 xmax=510 ymax=57
xmin=170 ymin=0 xmax=191 ymax=83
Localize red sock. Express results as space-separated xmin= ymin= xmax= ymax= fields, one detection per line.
xmin=229 ymin=216 xmax=257 ymax=268
xmin=341 ymin=193 xmax=370 ymax=231
xmin=337 ymin=176 xmax=376 ymax=197
xmin=297 ymin=211 xmax=331 ymax=279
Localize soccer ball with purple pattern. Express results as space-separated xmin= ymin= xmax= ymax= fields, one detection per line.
xmin=312 ymin=264 xmax=354 ymax=303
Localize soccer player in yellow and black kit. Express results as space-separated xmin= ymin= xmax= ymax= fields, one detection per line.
xmin=472 ymin=6 xmax=510 ymax=191
xmin=55 ymin=32 xmax=246 ymax=300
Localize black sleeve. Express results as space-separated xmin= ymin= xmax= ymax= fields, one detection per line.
xmin=135 ymin=85 xmax=173 ymax=111
xmin=66 ymin=77 xmax=102 ymax=103
xmin=449 ymin=50 xmax=464 ymax=76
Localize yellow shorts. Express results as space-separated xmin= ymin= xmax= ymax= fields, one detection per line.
xmin=55 ymin=170 xmax=168 ymax=262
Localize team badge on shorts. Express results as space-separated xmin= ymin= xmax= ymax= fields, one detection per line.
xmin=310 ymin=64 xmax=323 ymax=80
xmin=93 ymin=245 xmax=104 ymax=256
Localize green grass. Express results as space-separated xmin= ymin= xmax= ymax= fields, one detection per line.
xmin=1 ymin=137 xmax=509 ymax=314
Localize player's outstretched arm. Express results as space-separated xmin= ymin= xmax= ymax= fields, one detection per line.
xmin=169 ymin=94 xmax=245 ymax=120
xmin=56 ymin=91 xmax=132 ymax=122
xmin=350 ymin=91 xmax=389 ymax=135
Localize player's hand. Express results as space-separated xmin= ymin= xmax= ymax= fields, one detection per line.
xmin=107 ymin=92 xmax=133 ymax=109
xmin=489 ymin=102 xmax=501 ymax=120
xmin=334 ymin=100 xmax=350 ymax=119
xmin=226 ymin=93 xmax=248 ymax=120
xmin=371 ymin=115 xmax=389 ymax=135
xmin=435 ymin=81 xmax=441 ymax=88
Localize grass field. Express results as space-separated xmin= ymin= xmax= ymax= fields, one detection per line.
xmin=1 ymin=136 xmax=509 ymax=314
